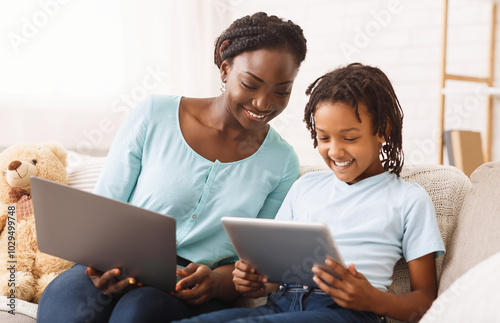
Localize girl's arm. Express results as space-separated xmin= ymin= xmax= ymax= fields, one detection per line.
xmin=312 ymin=253 xmax=437 ymax=322
xmin=379 ymin=253 xmax=437 ymax=321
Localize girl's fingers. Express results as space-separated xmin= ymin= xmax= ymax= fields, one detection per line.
xmin=233 ymin=269 xmax=267 ymax=284
xmin=233 ymin=263 xmax=267 ymax=283
xmin=313 ymin=274 xmax=348 ymax=306
xmin=312 ymin=265 xmax=343 ymax=289
xmin=324 ymin=259 xmax=350 ymax=280
xmin=235 ymin=261 xmax=256 ymax=274
xmin=233 ymin=276 xmax=266 ymax=289
xmin=347 ymin=264 xmax=357 ymax=276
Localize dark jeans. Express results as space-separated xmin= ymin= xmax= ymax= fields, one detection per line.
xmin=37 ymin=261 xmax=230 ymax=323
xmin=174 ymin=285 xmax=384 ymax=323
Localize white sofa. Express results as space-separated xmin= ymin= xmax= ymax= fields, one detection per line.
xmin=419 ymin=161 xmax=500 ymax=322
xmin=1 ymin=152 xmax=499 ymax=322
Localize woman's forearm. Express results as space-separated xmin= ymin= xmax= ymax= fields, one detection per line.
xmin=212 ymin=263 xmax=240 ymax=301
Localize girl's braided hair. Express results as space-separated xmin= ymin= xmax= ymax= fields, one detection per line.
xmin=304 ymin=63 xmax=404 ymax=176
xmin=214 ymin=12 xmax=307 ymax=69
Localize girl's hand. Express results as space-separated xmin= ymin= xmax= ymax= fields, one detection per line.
xmin=232 ymin=260 xmax=268 ymax=298
xmin=86 ymin=267 xmax=140 ymax=296
xmin=175 ymin=263 xmax=218 ymax=305
xmin=312 ymin=259 xmax=381 ymax=313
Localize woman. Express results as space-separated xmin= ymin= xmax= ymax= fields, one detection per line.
xmin=38 ymin=12 xmax=307 ymax=323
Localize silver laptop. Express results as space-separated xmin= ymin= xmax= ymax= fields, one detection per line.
xmin=31 ymin=176 xmax=178 ymax=292
xmin=221 ymin=217 xmax=345 ymax=287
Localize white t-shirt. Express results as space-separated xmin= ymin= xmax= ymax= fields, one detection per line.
xmin=276 ymin=170 xmax=445 ymax=292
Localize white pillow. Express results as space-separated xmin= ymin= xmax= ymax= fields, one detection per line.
xmin=66 ymin=151 xmax=106 ymax=193
xmin=420 ymin=250 xmax=500 ymax=322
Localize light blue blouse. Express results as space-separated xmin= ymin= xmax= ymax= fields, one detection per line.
xmin=94 ymin=95 xmax=300 ymax=268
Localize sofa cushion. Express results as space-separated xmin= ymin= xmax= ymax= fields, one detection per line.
xmin=0 ymin=312 xmax=36 ymax=323
xmin=385 ymin=164 xmax=471 ymax=323
xmin=420 ymin=250 xmax=500 ymax=323
xmin=438 ymin=161 xmax=500 ymax=295
xmin=66 ymin=151 xmax=106 ymax=193
xmin=0 ymin=296 xmax=38 ymax=321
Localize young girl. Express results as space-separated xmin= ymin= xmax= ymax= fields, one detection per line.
xmin=175 ymin=63 xmax=445 ymax=322
xmin=38 ymin=12 xmax=307 ymax=323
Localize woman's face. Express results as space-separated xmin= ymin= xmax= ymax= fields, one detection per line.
xmin=221 ymin=49 xmax=299 ymax=131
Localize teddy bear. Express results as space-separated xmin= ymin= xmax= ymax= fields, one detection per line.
xmin=0 ymin=142 xmax=74 ymax=303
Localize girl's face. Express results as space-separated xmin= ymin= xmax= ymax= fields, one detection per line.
xmin=221 ymin=49 xmax=298 ymax=131
xmin=315 ymin=101 xmax=386 ymax=184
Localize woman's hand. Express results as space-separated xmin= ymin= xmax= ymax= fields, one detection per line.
xmin=85 ymin=267 xmax=140 ymax=296
xmin=312 ymin=259 xmax=381 ymax=313
xmin=232 ymin=260 xmax=269 ymax=298
xmin=175 ymin=263 xmax=219 ymax=305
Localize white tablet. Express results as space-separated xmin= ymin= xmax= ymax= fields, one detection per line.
xmin=221 ymin=217 xmax=345 ymax=287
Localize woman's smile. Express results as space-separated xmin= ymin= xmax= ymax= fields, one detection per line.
xmin=242 ymin=106 xmax=272 ymax=121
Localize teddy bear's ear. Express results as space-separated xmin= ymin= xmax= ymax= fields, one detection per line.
xmin=43 ymin=142 xmax=68 ymax=168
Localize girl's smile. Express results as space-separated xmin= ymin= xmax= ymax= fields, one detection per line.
xmin=332 ymin=158 xmax=354 ymax=168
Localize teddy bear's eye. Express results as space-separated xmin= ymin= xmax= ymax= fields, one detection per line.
xmin=31 ymin=159 xmax=37 ymax=165
xmin=2 ymin=171 xmax=6 ymax=176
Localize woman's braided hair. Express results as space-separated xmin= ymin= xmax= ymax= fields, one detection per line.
xmin=214 ymin=12 xmax=307 ymax=69
xmin=304 ymin=63 xmax=404 ymax=176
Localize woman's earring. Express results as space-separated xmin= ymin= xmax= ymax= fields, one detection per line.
xmin=220 ymin=80 xmax=226 ymax=92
